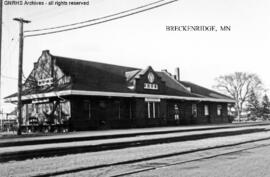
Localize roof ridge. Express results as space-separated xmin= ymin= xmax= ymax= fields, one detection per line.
xmin=52 ymin=54 xmax=139 ymax=70
xmin=161 ymin=71 xmax=191 ymax=92
xmin=180 ymin=80 xmax=233 ymax=100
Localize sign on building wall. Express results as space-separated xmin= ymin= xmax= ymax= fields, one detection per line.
xmin=37 ymin=78 xmax=53 ymax=86
xmin=145 ymin=98 xmax=161 ymax=102
xmin=144 ymin=72 xmax=159 ymax=90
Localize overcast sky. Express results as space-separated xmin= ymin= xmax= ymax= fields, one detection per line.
xmin=1 ymin=0 xmax=270 ymax=112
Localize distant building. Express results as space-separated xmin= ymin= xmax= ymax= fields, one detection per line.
xmin=0 ymin=109 xmax=17 ymax=131
xmin=5 ymin=50 xmax=235 ymax=131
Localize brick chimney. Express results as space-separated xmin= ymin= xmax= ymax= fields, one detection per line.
xmin=175 ymin=67 xmax=180 ymax=81
xmin=33 ymin=62 xmax=38 ymax=69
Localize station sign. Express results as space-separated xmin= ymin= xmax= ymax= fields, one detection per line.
xmin=144 ymin=83 xmax=158 ymax=90
xmin=145 ymin=98 xmax=161 ymax=102
xmin=37 ymin=77 xmax=53 ymax=86
xmin=32 ymin=98 xmax=50 ymax=104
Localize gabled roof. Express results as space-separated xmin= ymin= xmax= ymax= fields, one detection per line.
xmin=5 ymin=51 xmax=235 ymax=103
xmin=125 ymin=66 xmax=154 ymax=83
xmin=179 ymin=81 xmax=233 ymax=100
xmin=156 ymin=71 xmax=200 ymax=98
xmin=54 ymin=55 xmax=138 ymax=93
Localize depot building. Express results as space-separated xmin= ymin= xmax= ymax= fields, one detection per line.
xmin=5 ymin=50 xmax=235 ymax=131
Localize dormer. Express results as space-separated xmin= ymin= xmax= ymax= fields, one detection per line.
xmin=125 ymin=66 xmax=166 ymax=94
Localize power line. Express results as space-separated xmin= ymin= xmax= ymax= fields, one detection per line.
xmin=24 ymin=0 xmax=178 ymax=38
xmin=25 ymin=0 xmax=177 ymax=37
xmin=24 ymin=6 xmax=63 ymax=20
xmin=24 ymin=0 xmax=166 ymax=33
xmin=2 ymin=75 xmax=17 ymax=80
xmin=25 ymin=5 xmax=77 ymax=26
xmin=1 ymin=74 xmax=19 ymax=81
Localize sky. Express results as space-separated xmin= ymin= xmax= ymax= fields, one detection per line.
xmin=1 ymin=0 xmax=270 ymax=113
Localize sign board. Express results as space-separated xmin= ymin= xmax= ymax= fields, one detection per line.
xmin=144 ymin=83 xmax=158 ymax=90
xmin=145 ymin=98 xmax=161 ymax=102
xmin=32 ymin=99 xmax=50 ymax=104
xmin=37 ymin=77 xmax=53 ymax=86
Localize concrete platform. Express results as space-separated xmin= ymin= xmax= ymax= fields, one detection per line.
xmin=0 ymin=122 xmax=269 ymax=146
xmin=0 ymin=122 xmax=269 ymax=163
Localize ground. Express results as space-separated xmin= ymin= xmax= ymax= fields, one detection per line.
xmin=1 ymin=124 xmax=270 ymax=177
xmin=59 ymin=139 xmax=270 ymax=177
xmin=127 ymin=140 xmax=270 ymax=177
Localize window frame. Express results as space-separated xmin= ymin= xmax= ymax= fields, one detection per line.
xmin=147 ymin=101 xmax=160 ymax=119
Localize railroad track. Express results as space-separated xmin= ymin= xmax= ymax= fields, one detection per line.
xmin=31 ymin=136 xmax=270 ymax=177
xmin=111 ymin=141 xmax=270 ymax=177
xmin=0 ymin=127 xmax=268 ymax=163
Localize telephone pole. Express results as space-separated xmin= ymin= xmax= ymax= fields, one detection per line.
xmin=13 ymin=18 xmax=30 ymax=135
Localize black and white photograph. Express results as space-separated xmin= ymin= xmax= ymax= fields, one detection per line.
xmin=0 ymin=0 xmax=270 ymax=176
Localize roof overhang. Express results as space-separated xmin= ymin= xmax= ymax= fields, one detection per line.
xmin=5 ymin=90 xmax=236 ymax=103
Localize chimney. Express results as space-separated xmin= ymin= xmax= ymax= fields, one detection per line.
xmin=33 ymin=62 xmax=38 ymax=69
xmin=175 ymin=67 xmax=180 ymax=81
xmin=43 ymin=50 xmax=50 ymax=54
xmin=161 ymin=69 xmax=168 ymax=73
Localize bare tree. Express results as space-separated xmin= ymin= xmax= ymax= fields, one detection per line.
xmin=214 ymin=72 xmax=263 ymax=120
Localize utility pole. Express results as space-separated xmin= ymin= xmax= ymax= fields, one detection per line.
xmin=13 ymin=18 xmax=30 ymax=135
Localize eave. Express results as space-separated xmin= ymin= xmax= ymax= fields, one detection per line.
xmin=5 ymin=90 xmax=236 ymax=103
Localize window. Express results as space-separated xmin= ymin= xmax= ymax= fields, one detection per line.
xmin=227 ymin=104 xmax=233 ymax=116
xmin=147 ymin=102 xmax=160 ymax=118
xmin=174 ymin=104 xmax=180 ymax=120
xmin=204 ymin=105 xmax=209 ymax=116
xmin=217 ymin=105 xmax=222 ymax=116
xmin=192 ymin=104 xmax=197 ymax=117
